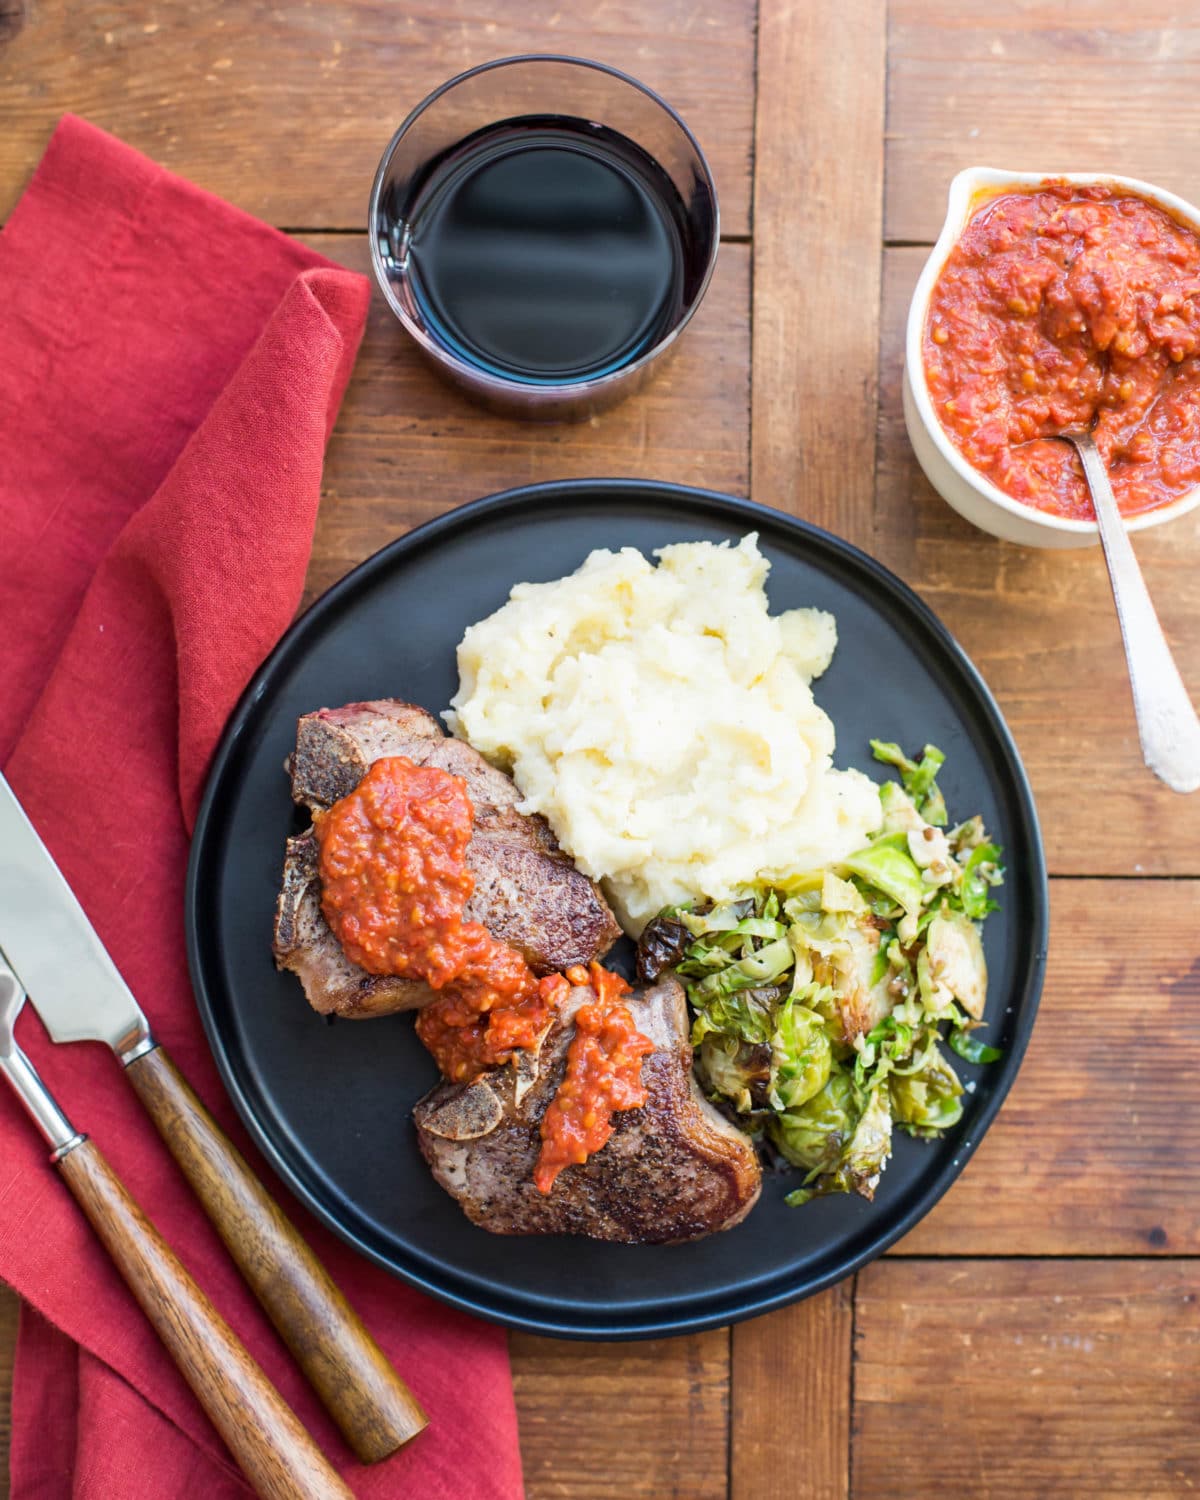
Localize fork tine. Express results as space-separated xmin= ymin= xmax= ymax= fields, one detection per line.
xmin=0 ymin=950 xmax=27 ymax=1040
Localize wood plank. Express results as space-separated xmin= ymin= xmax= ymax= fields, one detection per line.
xmin=731 ymin=1285 xmax=854 ymax=1500
xmin=887 ymin=2 xmax=1200 ymax=243
xmin=750 ymin=0 xmax=886 ymax=547
xmin=733 ymin=5 xmax=886 ymax=1497
xmin=894 ymin=878 xmax=1200 ymax=1256
xmin=853 ymin=1259 xmax=1200 ymax=1499
xmin=0 ymin=0 xmax=755 ymax=235
xmin=510 ymin=1330 xmax=729 ymax=1500
xmin=875 ymin=246 xmax=1200 ymax=875
xmin=0 ymin=1286 xmax=13 ymax=1500
xmin=300 ymin=235 xmax=751 ymax=603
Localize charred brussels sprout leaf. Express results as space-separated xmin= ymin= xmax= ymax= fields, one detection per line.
xmin=690 ymin=987 xmax=776 ymax=1049
xmin=636 ymin=910 xmax=693 ymax=981
xmin=840 ymin=837 xmax=926 ymax=920
xmin=826 ymin=1086 xmax=893 ymax=1198
xmin=688 ymin=938 xmax=794 ymax=1005
xmin=783 ymin=1086 xmax=894 ymax=1205
xmin=696 ymin=1036 xmax=773 ymax=1113
xmin=922 ymin=908 xmax=988 ymax=1020
xmin=663 ymin=737 xmax=1006 ymax=1211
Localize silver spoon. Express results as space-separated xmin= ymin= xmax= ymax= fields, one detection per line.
xmin=1053 ymin=429 xmax=1200 ymax=793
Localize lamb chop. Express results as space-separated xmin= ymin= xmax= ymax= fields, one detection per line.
xmin=272 ymin=700 xmax=622 ymax=1018
xmin=414 ymin=976 xmax=763 ymax=1243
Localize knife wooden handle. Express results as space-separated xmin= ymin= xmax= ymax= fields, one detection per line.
xmin=56 ymin=1138 xmax=352 ymax=1500
xmin=125 ymin=1044 xmax=427 ymax=1462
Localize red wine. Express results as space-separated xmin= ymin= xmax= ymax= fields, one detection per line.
xmin=403 ymin=117 xmax=692 ymax=385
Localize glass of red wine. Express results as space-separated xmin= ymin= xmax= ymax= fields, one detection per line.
xmin=369 ymin=55 xmax=719 ymax=420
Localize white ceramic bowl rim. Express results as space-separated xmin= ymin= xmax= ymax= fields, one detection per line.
xmin=906 ymin=165 xmax=1200 ymax=537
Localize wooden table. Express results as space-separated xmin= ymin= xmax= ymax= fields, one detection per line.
xmin=3 ymin=3 xmax=1199 ymax=1496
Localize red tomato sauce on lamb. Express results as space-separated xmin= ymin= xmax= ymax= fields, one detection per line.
xmin=314 ymin=758 xmax=654 ymax=1186
xmin=314 ymin=755 xmax=559 ymax=1081
xmin=533 ymin=963 xmax=655 ymax=1195
xmin=924 ymin=183 xmax=1200 ymax=520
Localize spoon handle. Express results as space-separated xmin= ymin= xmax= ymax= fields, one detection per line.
xmin=1071 ymin=433 xmax=1200 ymax=794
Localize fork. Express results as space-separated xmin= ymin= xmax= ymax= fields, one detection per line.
xmin=0 ymin=957 xmax=352 ymax=1500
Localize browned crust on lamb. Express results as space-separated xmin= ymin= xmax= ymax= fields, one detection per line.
xmin=289 ymin=701 xmax=443 ymax=813
xmin=413 ymin=978 xmax=762 ymax=1243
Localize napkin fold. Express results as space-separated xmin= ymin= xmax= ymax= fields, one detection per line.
xmin=0 ymin=116 xmax=523 ymax=1499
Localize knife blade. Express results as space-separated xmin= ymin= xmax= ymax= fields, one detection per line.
xmin=0 ymin=772 xmax=152 ymax=1060
xmin=0 ymin=770 xmax=426 ymax=1459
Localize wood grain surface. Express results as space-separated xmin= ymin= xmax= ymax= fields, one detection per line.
xmin=0 ymin=0 xmax=755 ymax=234
xmin=750 ymin=0 xmax=886 ymax=548
xmin=854 ymin=1259 xmax=1200 ymax=1498
xmin=731 ymin=1284 xmax=855 ymax=1500
xmin=511 ymin=1330 xmax=730 ymax=1500
xmin=887 ymin=1 xmax=1200 ymax=243
xmin=4 ymin=0 xmax=1200 ymax=1497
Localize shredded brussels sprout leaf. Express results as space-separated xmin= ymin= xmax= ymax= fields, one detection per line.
xmin=948 ymin=1028 xmax=1003 ymax=1065
xmin=636 ymin=741 xmax=1006 ymax=1209
xmin=870 ymin=739 xmax=948 ymax=826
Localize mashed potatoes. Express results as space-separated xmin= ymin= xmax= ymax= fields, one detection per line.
xmin=447 ymin=535 xmax=882 ymax=934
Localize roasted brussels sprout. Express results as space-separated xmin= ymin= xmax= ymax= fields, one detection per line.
xmin=889 ymin=1049 xmax=964 ymax=1136
xmin=648 ymin=739 xmax=1003 ymax=1210
xmin=921 ymin=908 xmax=988 ymax=1020
xmin=695 ymin=1036 xmax=773 ymax=1113
xmin=827 ymin=1086 xmax=893 ymax=1198
xmin=770 ymin=1003 xmax=832 ymax=1111
xmin=768 ymin=1067 xmax=860 ymax=1174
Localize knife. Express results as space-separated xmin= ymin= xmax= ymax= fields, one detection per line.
xmin=0 ymin=770 xmax=426 ymax=1462
xmin=0 ymin=948 xmax=352 ymax=1500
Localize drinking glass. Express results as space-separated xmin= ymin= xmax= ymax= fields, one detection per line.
xmin=368 ymin=55 xmax=719 ymax=420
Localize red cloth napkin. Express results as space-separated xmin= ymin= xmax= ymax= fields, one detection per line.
xmin=0 ymin=116 xmax=523 ymax=1499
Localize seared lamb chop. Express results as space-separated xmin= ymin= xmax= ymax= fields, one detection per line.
xmin=414 ymin=976 xmax=763 ymax=1243
xmin=272 ymin=832 xmax=436 ymax=1018
xmin=272 ymin=700 xmax=622 ymax=1017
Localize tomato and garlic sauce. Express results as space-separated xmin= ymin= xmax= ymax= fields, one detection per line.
xmin=314 ymin=756 xmax=652 ymax=1189
xmin=924 ymin=183 xmax=1200 ymax=520
xmin=315 ymin=755 xmax=562 ymax=1080
xmin=533 ymin=964 xmax=655 ymax=1195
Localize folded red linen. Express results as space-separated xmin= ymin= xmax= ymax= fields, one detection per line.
xmin=0 ymin=116 xmax=523 ymax=1499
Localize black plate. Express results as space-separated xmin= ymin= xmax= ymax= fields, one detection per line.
xmin=187 ymin=480 xmax=1047 ymax=1339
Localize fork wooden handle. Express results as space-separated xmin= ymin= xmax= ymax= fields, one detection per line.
xmin=125 ymin=1044 xmax=427 ymax=1462
xmin=57 ymin=1137 xmax=352 ymax=1500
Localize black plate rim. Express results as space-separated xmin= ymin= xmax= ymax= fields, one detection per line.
xmin=185 ymin=478 xmax=1049 ymax=1340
